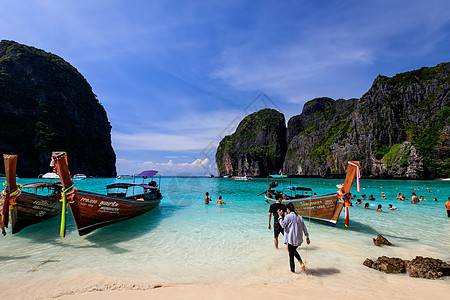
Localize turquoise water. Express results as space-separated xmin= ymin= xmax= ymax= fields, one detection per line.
xmin=0 ymin=177 xmax=449 ymax=299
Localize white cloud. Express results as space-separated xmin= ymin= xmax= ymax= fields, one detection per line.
xmin=116 ymin=157 xmax=215 ymax=176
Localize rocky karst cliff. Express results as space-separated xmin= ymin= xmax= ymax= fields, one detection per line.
xmin=285 ymin=62 xmax=449 ymax=179
xmin=217 ymin=63 xmax=449 ymax=179
xmin=215 ymin=108 xmax=286 ymax=177
xmin=0 ymin=40 xmax=116 ymax=177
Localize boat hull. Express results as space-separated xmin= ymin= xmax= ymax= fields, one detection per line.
xmin=69 ymin=190 xmax=162 ymax=236
xmin=265 ymin=193 xmax=342 ymax=226
xmin=264 ymin=161 xmax=359 ymax=227
xmin=10 ymin=192 xmax=61 ymax=234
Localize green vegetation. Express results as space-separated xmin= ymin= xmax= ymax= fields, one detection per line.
xmin=407 ymin=106 xmax=449 ymax=159
xmin=216 ymin=108 xmax=286 ymax=176
xmin=373 ymin=140 xmax=390 ymax=160
xmin=308 ymin=106 xmax=352 ymax=158
xmin=376 ymin=63 xmax=449 ymax=88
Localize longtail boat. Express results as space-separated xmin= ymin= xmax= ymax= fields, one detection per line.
xmin=1 ymin=154 xmax=62 ymax=234
xmin=264 ymin=161 xmax=360 ymax=226
xmin=52 ymin=152 xmax=163 ymax=236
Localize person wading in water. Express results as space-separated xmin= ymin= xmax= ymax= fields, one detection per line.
xmin=277 ymin=202 xmax=310 ymax=272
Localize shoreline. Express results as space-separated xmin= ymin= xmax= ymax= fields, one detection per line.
xmin=46 ymin=274 xmax=450 ymax=300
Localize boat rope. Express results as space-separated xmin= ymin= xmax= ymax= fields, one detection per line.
xmin=59 ymin=185 xmax=77 ymax=238
xmin=29 ymin=239 xmax=65 ymax=272
xmin=304 ymin=195 xmax=312 ymax=268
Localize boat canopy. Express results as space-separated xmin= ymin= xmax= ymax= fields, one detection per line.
xmin=268 ymin=174 xmax=288 ymax=178
xmin=285 ymin=186 xmax=312 ymax=192
xmin=23 ymin=182 xmax=59 ymax=189
xmin=136 ymin=170 xmax=158 ymax=178
xmin=106 ymin=183 xmax=157 ymax=190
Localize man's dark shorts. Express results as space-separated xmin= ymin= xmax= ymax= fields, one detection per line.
xmin=273 ymin=221 xmax=284 ymax=238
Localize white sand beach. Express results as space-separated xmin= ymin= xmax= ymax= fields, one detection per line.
xmin=49 ymin=274 xmax=449 ymax=300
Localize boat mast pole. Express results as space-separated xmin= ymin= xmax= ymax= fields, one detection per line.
xmin=2 ymin=154 xmax=18 ymax=227
xmin=52 ymin=152 xmax=75 ymax=238
xmin=3 ymin=154 xmax=18 ymax=192
xmin=51 ymin=152 xmax=73 ymax=190
xmin=341 ymin=161 xmax=359 ymax=194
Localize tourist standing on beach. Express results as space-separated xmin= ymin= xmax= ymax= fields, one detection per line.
xmin=204 ymin=192 xmax=211 ymax=204
xmin=446 ymin=197 xmax=450 ymax=217
xmin=0 ymin=215 xmax=6 ymax=236
xmin=268 ymin=197 xmax=286 ymax=249
xmin=277 ymin=202 xmax=310 ymax=273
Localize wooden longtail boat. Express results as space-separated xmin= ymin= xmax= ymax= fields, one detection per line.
xmin=52 ymin=152 xmax=163 ymax=236
xmin=264 ymin=161 xmax=360 ymax=226
xmin=1 ymin=154 xmax=62 ymax=234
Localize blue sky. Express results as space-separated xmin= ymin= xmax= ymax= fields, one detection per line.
xmin=1 ymin=0 xmax=449 ymax=176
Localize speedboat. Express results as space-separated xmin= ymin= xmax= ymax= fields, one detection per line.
xmin=234 ymin=175 xmax=252 ymax=181
xmin=73 ymin=174 xmax=87 ymax=180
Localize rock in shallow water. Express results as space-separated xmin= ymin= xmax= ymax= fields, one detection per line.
xmin=364 ymin=256 xmax=406 ymax=274
xmin=364 ymin=256 xmax=450 ymax=279
xmin=406 ymin=256 xmax=450 ymax=279
xmin=372 ymin=234 xmax=394 ymax=247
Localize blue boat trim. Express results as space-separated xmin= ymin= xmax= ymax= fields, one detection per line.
xmin=78 ymin=191 xmax=162 ymax=204
xmin=21 ymin=191 xmax=59 ymax=202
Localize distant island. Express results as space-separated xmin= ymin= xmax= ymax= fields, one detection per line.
xmin=0 ymin=40 xmax=116 ymax=177
xmin=216 ymin=63 xmax=449 ymax=179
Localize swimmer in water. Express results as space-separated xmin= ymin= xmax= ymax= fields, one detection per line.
xmin=204 ymin=192 xmax=211 ymax=204
xmin=217 ymin=196 xmax=226 ymax=206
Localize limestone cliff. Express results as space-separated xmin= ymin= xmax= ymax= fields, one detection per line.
xmin=215 ymin=108 xmax=286 ymax=177
xmin=284 ymin=63 xmax=450 ymax=179
xmin=0 ymin=40 xmax=116 ymax=177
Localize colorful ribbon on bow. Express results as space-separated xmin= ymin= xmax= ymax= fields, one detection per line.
xmin=60 ymin=185 xmax=77 ymax=238
xmin=336 ymin=184 xmax=351 ymax=227
xmin=1 ymin=184 xmax=22 ymax=228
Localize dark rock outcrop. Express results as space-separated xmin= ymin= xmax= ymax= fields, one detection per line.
xmin=364 ymin=256 xmax=450 ymax=279
xmin=372 ymin=234 xmax=394 ymax=247
xmin=215 ymin=108 xmax=286 ymax=177
xmin=406 ymin=256 xmax=450 ymax=279
xmin=363 ymin=256 xmax=407 ymax=274
xmin=0 ymin=40 xmax=116 ymax=177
